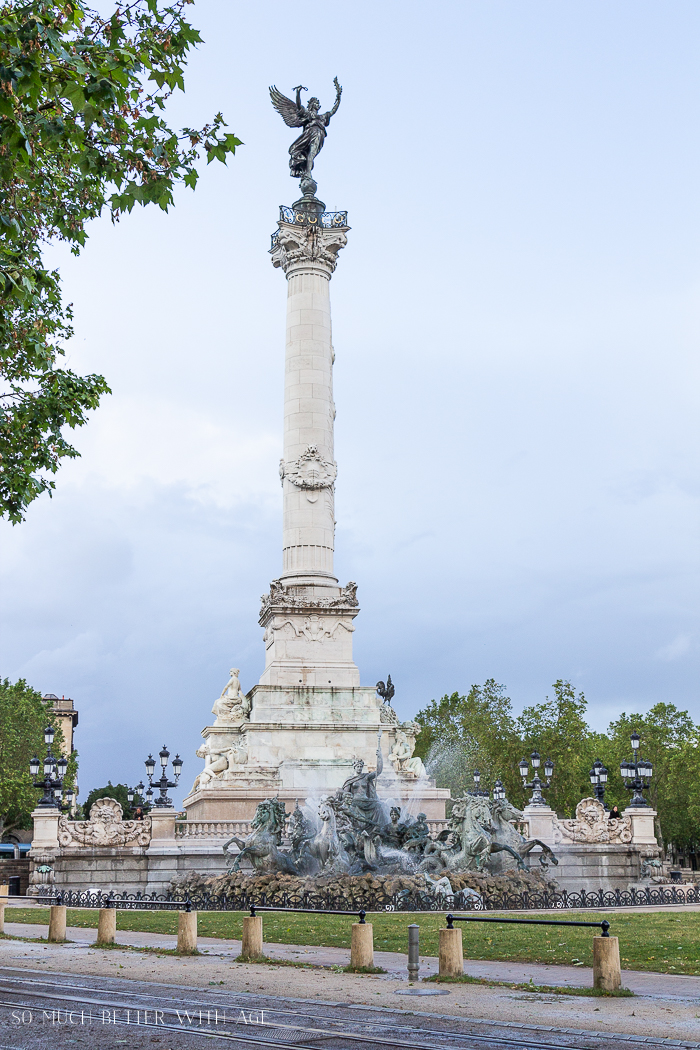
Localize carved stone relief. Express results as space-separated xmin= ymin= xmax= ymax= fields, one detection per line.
xmin=260 ymin=579 xmax=359 ymax=621
xmin=57 ymin=798 xmax=152 ymax=848
xmin=279 ymin=445 xmax=337 ymax=493
xmin=552 ymin=797 xmax=632 ymax=845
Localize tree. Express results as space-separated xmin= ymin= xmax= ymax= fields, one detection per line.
xmin=0 ymin=677 xmax=69 ymax=836
xmin=0 ymin=1 xmax=241 ymax=522
xmin=516 ymin=680 xmax=592 ymax=817
xmin=414 ymin=680 xmax=520 ymax=799
xmin=83 ymin=780 xmax=136 ymax=818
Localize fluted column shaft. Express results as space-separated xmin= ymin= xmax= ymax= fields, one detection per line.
xmin=271 ymin=221 xmax=348 ymax=593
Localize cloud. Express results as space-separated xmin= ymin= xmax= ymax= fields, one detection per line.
xmin=655 ymin=634 xmax=693 ymax=662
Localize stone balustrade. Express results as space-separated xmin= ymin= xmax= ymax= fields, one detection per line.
xmin=174 ymin=818 xmax=449 ymax=841
xmin=174 ymin=821 xmax=253 ymax=840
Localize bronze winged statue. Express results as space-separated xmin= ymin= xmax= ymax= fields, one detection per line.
xmin=269 ymin=78 xmax=342 ymax=181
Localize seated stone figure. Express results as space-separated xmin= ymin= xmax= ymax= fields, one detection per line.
xmin=389 ymin=724 xmax=427 ymax=778
xmin=211 ymin=668 xmax=251 ymax=726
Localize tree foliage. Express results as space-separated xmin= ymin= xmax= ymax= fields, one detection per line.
xmin=0 ymin=0 xmax=241 ymax=522
xmin=0 ymin=676 xmax=71 ymax=835
xmin=414 ymin=680 xmax=520 ymax=800
xmin=83 ymin=780 xmax=133 ymax=818
xmin=414 ymin=680 xmax=700 ymax=849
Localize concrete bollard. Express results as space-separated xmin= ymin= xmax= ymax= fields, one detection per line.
xmin=48 ymin=905 xmax=67 ymax=943
xmin=97 ymin=907 xmax=116 ymax=945
xmin=0 ymin=903 xmax=5 ymax=935
xmin=350 ymin=922 xmax=374 ymax=970
xmin=593 ymin=935 xmax=621 ymax=991
xmin=439 ymin=926 xmax=463 ymax=978
xmin=241 ymin=915 xmax=264 ymax=959
xmin=177 ymin=910 xmax=198 ymax=953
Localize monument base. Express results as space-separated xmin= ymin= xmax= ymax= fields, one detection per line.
xmin=183 ymin=684 xmax=448 ymax=822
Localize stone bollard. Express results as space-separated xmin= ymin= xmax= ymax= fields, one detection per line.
xmin=48 ymin=905 xmax=67 ymax=943
xmin=97 ymin=907 xmax=117 ymax=945
xmin=0 ymin=902 xmax=5 ymax=935
xmin=242 ymin=915 xmax=264 ymax=960
xmin=593 ymin=935 xmax=621 ymax=991
xmin=350 ymin=922 xmax=374 ymax=970
xmin=439 ymin=925 xmax=463 ymax=978
xmin=177 ymin=910 xmax=198 ymax=954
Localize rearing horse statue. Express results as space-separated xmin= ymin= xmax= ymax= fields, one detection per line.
xmin=489 ymin=797 xmax=558 ymax=872
xmin=419 ymin=794 xmax=526 ymax=874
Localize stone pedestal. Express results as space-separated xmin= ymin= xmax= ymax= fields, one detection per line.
xmin=625 ymin=807 xmax=657 ymax=845
xmin=522 ymin=804 xmax=555 ymax=840
xmin=30 ymin=807 xmax=59 ymax=851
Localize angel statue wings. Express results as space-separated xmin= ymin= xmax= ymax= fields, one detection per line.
xmin=269 ymin=78 xmax=342 ymax=180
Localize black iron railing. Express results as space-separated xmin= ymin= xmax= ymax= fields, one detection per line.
xmin=27 ymin=884 xmax=700 ymax=913
xmin=446 ymin=913 xmax=610 ymax=936
xmin=278 ymin=205 xmax=348 ymax=228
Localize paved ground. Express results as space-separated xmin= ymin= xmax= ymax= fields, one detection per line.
xmin=5 ymin=920 xmax=700 ymax=1001
xmin=0 ymin=938 xmax=698 ymax=1049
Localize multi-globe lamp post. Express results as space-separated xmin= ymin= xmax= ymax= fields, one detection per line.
xmin=518 ymin=751 xmax=554 ymax=806
xmin=29 ymin=725 xmax=74 ymax=811
xmin=144 ymin=746 xmax=183 ymax=808
xmin=620 ymin=732 xmax=653 ymax=808
xmin=589 ymin=759 xmax=609 ymax=808
xmin=126 ymin=781 xmax=151 ymax=816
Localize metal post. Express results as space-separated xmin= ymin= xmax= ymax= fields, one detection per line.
xmin=407 ymin=923 xmax=419 ymax=982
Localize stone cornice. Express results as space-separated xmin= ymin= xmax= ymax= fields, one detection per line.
xmin=259 ymin=579 xmax=359 ymax=625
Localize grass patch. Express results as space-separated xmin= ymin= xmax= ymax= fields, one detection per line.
xmin=342 ymin=964 xmax=387 ymax=974
xmin=89 ymin=941 xmax=200 ymax=957
xmin=7 ymin=907 xmax=700 ymax=975
xmin=235 ymin=954 xmax=323 ymax=968
xmin=426 ymin=973 xmax=633 ymax=996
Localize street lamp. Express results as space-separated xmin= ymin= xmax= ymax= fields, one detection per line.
xmin=620 ymin=734 xmax=653 ymax=807
xmin=589 ymin=759 xmax=609 ymax=808
xmin=493 ymin=779 xmax=506 ymax=801
xmin=518 ymin=751 xmax=554 ymax=807
xmin=145 ymin=745 xmax=183 ymax=808
xmin=30 ymin=726 xmax=70 ymax=808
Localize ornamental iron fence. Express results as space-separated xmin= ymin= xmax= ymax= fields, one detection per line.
xmin=31 ymin=884 xmax=700 ymax=913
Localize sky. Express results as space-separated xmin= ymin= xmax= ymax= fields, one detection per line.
xmin=1 ymin=1 xmax=699 ymax=806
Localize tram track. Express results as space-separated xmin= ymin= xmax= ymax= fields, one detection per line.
xmin=0 ymin=966 xmax=697 ymax=1050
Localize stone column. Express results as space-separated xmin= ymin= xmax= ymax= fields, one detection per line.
xmin=260 ymin=206 xmax=361 ymax=689
xmin=272 ymin=216 xmax=348 ymax=592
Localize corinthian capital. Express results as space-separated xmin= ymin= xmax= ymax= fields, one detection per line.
xmin=270 ymin=221 xmax=348 ymax=276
